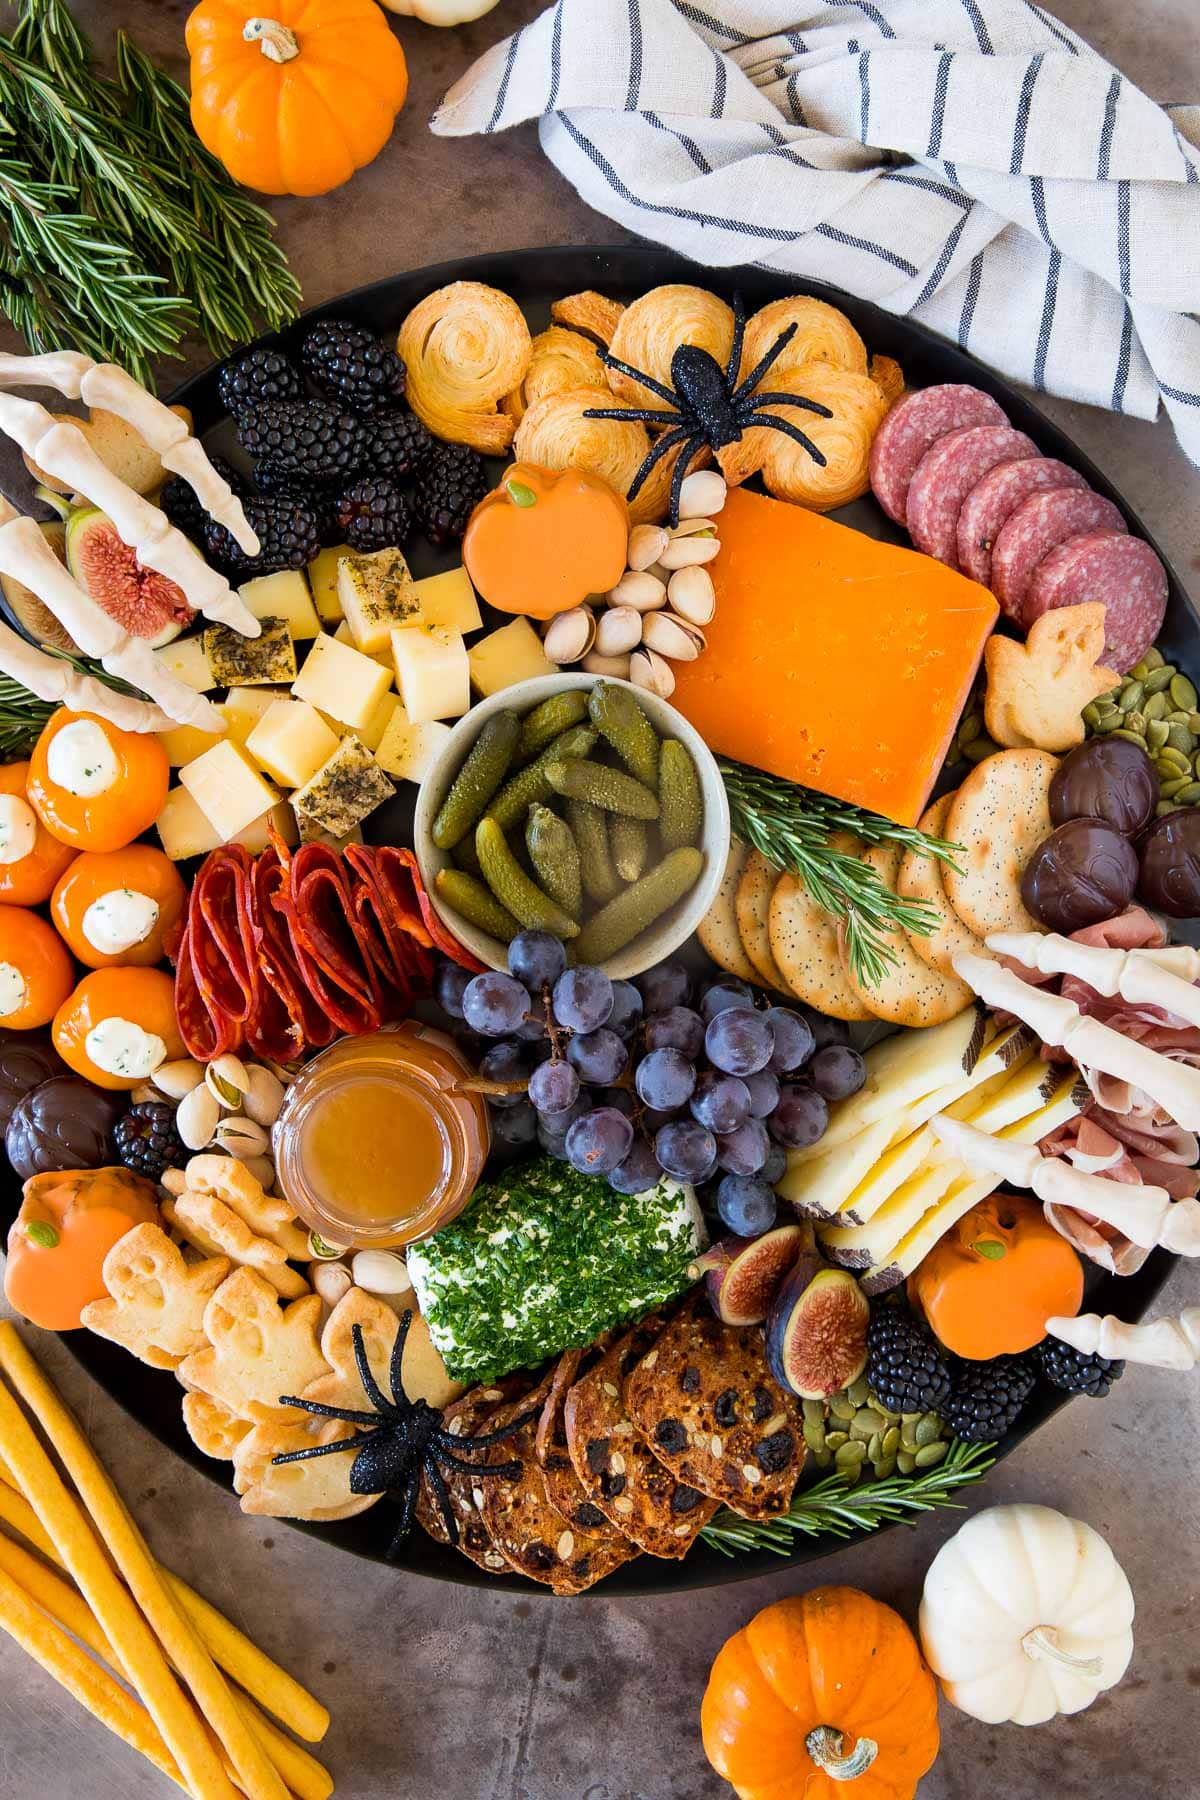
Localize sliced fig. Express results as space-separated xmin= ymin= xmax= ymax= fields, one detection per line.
xmin=0 ymin=521 xmax=81 ymax=654
xmin=765 ymin=1264 xmax=869 ymax=1399
xmin=691 ymin=1223 xmax=813 ymax=1327
xmin=65 ymin=506 xmax=192 ymax=647
xmin=33 ymin=484 xmax=73 ymax=521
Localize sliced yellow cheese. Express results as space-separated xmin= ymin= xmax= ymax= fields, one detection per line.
xmin=153 ymin=634 xmax=214 ymax=693
xmin=778 ymin=1116 xmax=895 ymax=1220
xmin=179 ymin=740 xmax=280 ymax=841
xmin=157 ymin=720 xmax=223 ymax=767
xmin=337 ymin=547 xmax=416 ymax=653
xmin=246 ymin=698 xmax=341 ymax=789
xmin=307 ymin=544 xmax=352 ymax=624
xmin=292 ymin=631 xmax=392 ymax=731
xmin=405 ymin=566 xmax=482 ymax=636
xmin=239 ymin=569 xmax=321 ymax=640
xmin=390 ymin=625 xmax=470 ymax=723
xmin=221 ymin=686 xmax=284 ymax=746
xmin=373 ymin=710 xmax=452 ymax=783
xmin=467 ymin=616 xmax=554 ymax=698
xmin=156 ymin=786 xmax=221 ymax=861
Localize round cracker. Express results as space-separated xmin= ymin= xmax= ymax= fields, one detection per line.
xmin=897 ymin=793 xmax=986 ymax=977
xmin=943 ymin=749 xmax=1058 ymax=937
xmin=768 ymin=871 xmax=873 ymax=1021
xmin=841 ymin=842 xmax=973 ymax=1027
xmin=734 ymin=850 xmax=790 ymax=993
xmin=697 ymin=838 xmax=759 ymax=983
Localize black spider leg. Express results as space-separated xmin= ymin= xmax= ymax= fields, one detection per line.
xmin=423 ymin=1455 xmax=460 ymax=1547
xmin=276 ymin=1394 xmax=381 ymax=1427
xmin=598 ymin=353 xmax=679 ymax=407
xmin=743 ymin=413 xmax=829 ymax=467
xmin=270 ymin=1429 xmax=385 ymax=1467
xmin=626 ymin=422 xmax=695 ymax=502
xmin=436 ymin=1447 xmax=525 ymax=1481
xmin=446 ymin=1398 xmax=552 ymax=1451
xmin=747 ymin=392 xmax=834 ymax=418
xmin=364 ymin=1313 xmax=410 ymax=1413
xmin=723 ymin=292 xmax=747 ymax=388
xmin=729 ymin=322 xmax=799 ymax=407
xmin=668 ymin=433 xmax=709 ymax=522
xmin=385 ymin=1447 xmax=424 ymax=1557
xmin=581 ymin=406 xmax=683 ymax=427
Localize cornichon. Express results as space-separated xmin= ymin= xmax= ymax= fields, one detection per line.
xmin=610 ymin=814 xmax=649 ymax=883
xmin=475 ymin=817 xmax=580 ymax=937
xmin=434 ymin=868 xmax=520 ymax=942
xmin=567 ymin=798 xmax=620 ymax=903
xmin=588 ymin=680 xmax=659 ymax=787
xmin=658 ymin=739 xmax=702 ymax=850
xmin=452 ymin=833 xmax=481 ymax=875
xmin=485 ymin=724 xmax=598 ymax=831
xmin=526 ymin=803 xmax=583 ymax=918
xmin=545 ymin=758 xmax=660 ymax=820
xmin=432 ymin=710 xmax=521 ymax=849
xmin=516 ymin=689 xmax=590 ymax=762
xmin=573 ymin=847 xmax=703 ymax=962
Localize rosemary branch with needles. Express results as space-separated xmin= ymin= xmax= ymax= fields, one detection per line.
xmin=718 ymin=759 xmax=963 ymax=989
xmin=0 ymin=650 xmax=145 ymax=759
xmin=700 ymin=1438 xmax=995 ymax=1556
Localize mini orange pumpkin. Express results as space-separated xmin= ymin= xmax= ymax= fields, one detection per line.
xmin=0 ymin=905 xmax=76 ymax=1030
xmin=186 ymin=0 xmax=409 ymax=197
xmin=52 ymin=967 xmax=185 ymax=1091
xmin=909 ymin=1192 xmax=1084 ymax=1360
xmin=702 ymin=1586 xmax=940 ymax=1800
xmin=4 ymin=1166 xmax=159 ymax=1331
xmin=51 ymin=845 xmax=187 ymax=970
xmin=0 ymin=762 xmax=76 ymax=905
xmin=28 ymin=709 xmax=169 ymax=853
xmin=462 ymin=464 xmax=629 ymax=620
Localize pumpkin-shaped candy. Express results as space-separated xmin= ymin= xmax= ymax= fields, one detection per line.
xmin=920 ymin=1503 xmax=1134 ymax=1725
xmin=4 ymin=1165 xmax=160 ymax=1331
xmin=909 ymin=1192 xmax=1083 ymax=1359
xmin=462 ymin=464 xmax=629 ymax=620
xmin=702 ymin=1586 xmax=940 ymax=1800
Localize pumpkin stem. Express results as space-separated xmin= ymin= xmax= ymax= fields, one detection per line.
xmin=242 ymin=17 xmax=300 ymax=62
xmin=1021 ymin=1625 xmax=1104 ymax=1679
xmin=804 ymin=1726 xmax=879 ymax=1782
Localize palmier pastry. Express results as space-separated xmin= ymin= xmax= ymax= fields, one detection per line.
xmin=513 ymin=386 xmax=702 ymax=524
xmin=719 ymin=361 xmax=890 ymax=511
xmin=397 ymin=280 xmax=531 ymax=453
xmin=605 ymin=285 xmax=734 ymax=407
xmin=737 ymin=295 xmax=868 ymax=385
xmin=869 ymin=353 xmax=906 ymax=408
xmin=501 ymin=327 xmax=607 ymax=426
xmin=550 ymin=290 xmax=626 ymax=348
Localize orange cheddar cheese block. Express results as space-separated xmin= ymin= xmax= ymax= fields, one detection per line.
xmin=671 ymin=488 xmax=999 ymax=825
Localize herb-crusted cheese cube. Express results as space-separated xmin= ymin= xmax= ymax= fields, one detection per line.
xmin=336 ymin=547 xmax=416 ymax=654
xmin=153 ymin=634 xmax=214 ymax=693
xmin=292 ymin=631 xmax=392 ymax=730
xmin=155 ymin=787 xmax=221 ymax=861
xmin=306 ymin=544 xmax=352 ymax=623
xmin=179 ymin=740 xmax=280 ymax=840
xmin=334 ymin=620 xmax=393 ymax=671
xmin=246 ymin=698 xmax=341 ymax=789
xmin=390 ymin=625 xmax=469 ymax=723
xmin=406 ymin=566 xmax=482 ymax=635
xmin=373 ymin=709 xmax=451 ymax=783
xmin=205 ymin=616 xmax=297 ymax=687
xmin=157 ymin=721 xmax=223 ymax=767
xmin=220 ymin=687 xmax=284 ymax=746
xmin=291 ymin=734 xmax=394 ymax=838
xmin=238 ymin=569 xmax=321 ymax=639
xmin=468 ymin=617 xmax=554 ymax=697
xmin=296 ymin=815 xmax=364 ymax=848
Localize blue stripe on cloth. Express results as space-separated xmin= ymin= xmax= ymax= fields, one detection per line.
xmin=958 ymin=252 xmax=985 ymax=347
xmin=786 ymin=70 xmax=807 ymax=128
xmin=884 ymin=169 xmax=969 ymax=206
xmin=710 ymin=45 xmax=727 ymax=116
xmin=1010 ymin=53 xmax=1044 ymax=173
xmin=625 ymin=0 xmax=644 ymax=110
xmin=1022 ymin=1 xmax=1079 ymax=53
xmin=1160 ymin=383 xmax=1200 ymax=405
xmin=912 ymin=206 xmax=973 ymax=308
xmin=643 ymin=110 xmax=712 ymax=172
xmin=943 ymin=158 xmax=960 ymax=184
xmin=671 ymin=1 xmax=753 ymax=43
xmin=1097 ymin=72 xmax=1120 ymax=178
xmin=852 ymin=1 xmax=896 ymax=36
xmin=1030 ymin=175 xmax=1054 ymax=246
xmin=484 ymin=24 xmax=523 ymax=133
xmin=1116 ymin=179 xmax=1131 ymax=294
xmin=547 ymin=1 xmax=563 ymax=112
xmin=927 ymin=50 xmax=953 ymax=159
xmin=813 ymin=222 xmax=919 ymax=276
xmin=1112 ymin=305 xmax=1133 ymax=412
xmin=784 ymin=31 xmax=807 ymax=51
xmin=958 ymin=0 xmax=994 ymax=53
xmin=760 ymin=121 xmax=818 ymax=169
xmin=858 ymin=50 xmax=871 ymax=140
xmin=1033 ymin=248 xmax=1061 ymax=390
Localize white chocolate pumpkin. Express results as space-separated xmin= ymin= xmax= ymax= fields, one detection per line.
xmin=919 ymin=1503 xmax=1134 ymax=1725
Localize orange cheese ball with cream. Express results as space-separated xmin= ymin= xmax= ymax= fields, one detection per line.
xmin=52 ymin=966 xmax=185 ymax=1090
xmin=0 ymin=905 xmax=76 ymax=1029
xmin=0 ymin=761 xmax=76 ymax=904
xmin=51 ymin=845 xmax=187 ymax=969
xmin=28 ymin=708 xmax=169 ymax=852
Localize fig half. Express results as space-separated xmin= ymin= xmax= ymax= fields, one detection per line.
xmin=0 ymin=520 xmax=80 ymax=654
xmin=765 ymin=1264 xmax=870 ymax=1399
xmin=691 ymin=1223 xmax=813 ymax=1327
xmin=65 ymin=506 xmax=192 ymax=647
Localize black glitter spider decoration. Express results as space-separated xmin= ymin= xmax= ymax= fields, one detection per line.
xmin=583 ymin=291 xmax=834 ymax=524
xmin=273 ymin=1312 xmax=532 ymax=1558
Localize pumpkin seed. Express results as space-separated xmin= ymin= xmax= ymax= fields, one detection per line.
xmin=802 ymin=1398 xmax=826 ymax=1424
xmin=1189 ymin=713 xmax=1200 ymax=733
xmin=1175 ymin=782 xmax=1200 ymax=805
xmin=1160 ymin=776 xmax=1191 ymax=799
xmin=881 ymin=1426 xmax=901 ymax=1459
xmin=1144 ymin=664 xmax=1175 ymax=694
xmin=1118 ymin=681 xmax=1145 ymax=713
xmin=827 ymin=1396 xmax=855 ymax=1421
xmin=1157 ymin=748 xmax=1191 ymax=776
xmin=1166 ymin=724 xmax=1196 ymax=755
xmin=1146 ymin=719 xmax=1170 ymax=753
xmin=873 ymin=1456 xmax=897 ymax=1480
xmin=803 ymin=1420 xmax=827 ymax=1454
xmin=1081 ymin=702 xmax=1101 ymax=729
xmin=899 ymin=1424 xmax=920 ymax=1452
xmin=897 ymin=1450 xmax=916 ymax=1475
xmin=1125 ymin=710 xmax=1147 ymax=736
xmin=1111 ymin=728 xmax=1147 ymax=748
xmin=958 ymin=711 xmax=984 ymax=743
xmin=914 ymin=1413 xmax=942 ymax=1446
xmin=849 ymin=1415 xmax=876 ymax=1444
xmin=812 ymin=1447 xmax=833 ymax=1470
xmin=824 ymin=1430 xmax=849 ymax=1450
xmin=1142 ymin=647 xmax=1166 ymax=671
xmin=1157 ymin=800 xmax=1182 ymax=817
xmin=834 ymin=1441 xmax=866 ymax=1471
xmin=963 ymin=734 xmax=997 ymax=762
xmin=867 ymin=1430 xmax=884 ymax=1463
xmin=846 ymin=1376 xmax=871 ymax=1408
xmin=1091 ymin=713 xmax=1118 ymax=734
xmin=1171 ymin=674 xmax=1199 ymax=712
xmin=1143 ymin=692 xmax=1171 ymax=722
xmin=914 ymin=1441 xmax=949 ymax=1469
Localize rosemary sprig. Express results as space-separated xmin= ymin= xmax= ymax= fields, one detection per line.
xmin=0 ymin=670 xmax=55 ymax=757
xmin=719 ymin=759 xmax=962 ymax=989
xmin=700 ymin=1438 xmax=995 ymax=1557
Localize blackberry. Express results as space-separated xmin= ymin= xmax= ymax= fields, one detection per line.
xmin=865 ymin=1304 xmax=952 ymax=1414
xmin=235 ymin=399 xmax=371 ymax=484
xmin=334 ymin=477 xmax=413 ymax=552
xmin=205 ymin=495 xmax=322 ymax=580
xmin=942 ymin=1353 xmax=1037 ymax=1443
xmin=369 ymin=408 xmax=433 ymax=479
xmin=301 ymin=319 xmax=405 ymax=414
xmin=114 ymin=1103 xmax=183 ymax=1182
xmin=252 ymin=462 xmax=340 ymax=545
xmin=413 ymin=442 xmax=488 ymax=545
xmin=1036 ymin=1339 xmax=1125 ymax=1398
xmin=217 ymin=346 xmax=303 ymax=417
xmin=160 ymin=454 xmax=245 ymax=546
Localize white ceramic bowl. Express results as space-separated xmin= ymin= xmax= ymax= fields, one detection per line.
xmin=414 ymin=673 xmax=730 ymax=978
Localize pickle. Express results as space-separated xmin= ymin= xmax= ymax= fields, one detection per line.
xmin=516 ymin=690 xmax=590 ymax=762
xmin=658 ymin=739 xmax=702 ymax=850
xmin=588 ymin=680 xmax=660 ymax=787
xmin=432 ymin=710 xmax=521 ymax=849
xmin=452 ymin=833 xmax=481 ymax=875
xmin=475 ymin=817 xmax=580 ymax=937
xmin=610 ymin=814 xmax=649 ymax=883
xmin=573 ymin=848 xmax=704 ymax=963
xmin=545 ymin=758 xmax=660 ymax=820
xmin=434 ymin=868 xmax=520 ymax=942
xmin=486 ymin=725 xmax=598 ymax=831
xmin=567 ymin=798 xmax=620 ymax=903
xmin=526 ymin=803 xmax=583 ymax=918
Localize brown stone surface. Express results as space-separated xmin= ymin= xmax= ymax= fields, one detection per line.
xmin=1 ymin=1 xmax=1198 ymax=1795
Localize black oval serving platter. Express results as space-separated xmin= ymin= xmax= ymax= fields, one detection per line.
xmin=1 ymin=244 xmax=1189 ymax=1595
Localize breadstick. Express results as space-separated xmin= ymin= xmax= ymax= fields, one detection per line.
xmin=234 ymin=1694 xmax=335 ymax=1800
xmin=0 ymin=1325 xmax=286 ymax=1800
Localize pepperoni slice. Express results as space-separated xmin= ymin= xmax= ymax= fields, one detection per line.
xmin=905 ymin=426 xmax=1038 ymax=567
xmin=174 ymin=910 xmax=240 ymax=1062
xmin=869 ymin=384 xmax=1008 ymax=525
xmin=956 ymin=457 xmax=1088 ymax=587
xmin=271 ymin=843 xmax=386 ymax=1038
xmin=247 ymin=847 xmax=333 ymax=1058
xmin=991 ymin=489 xmax=1127 ymax=626
xmin=360 ymin=845 xmax=486 ymax=973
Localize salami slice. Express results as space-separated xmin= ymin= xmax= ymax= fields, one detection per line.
xmin=956 ymin=456 xmax=1088 ymax=586
xmin=991 ymin=489 xmax=1127 ymax=626
xmin=247 ymin=846 xmax=333 ymax=1058
xmin=905 ymin=426 xmax=1038 ymax=566
xmin=869 ymin=383 xmax=1008 ymax=525
xmin=363 ymin=845 xmax=486 ymax=973
xmin=273 ymin=844 xmax=386 ymax=1037
xmin=1024 ymin=530 xmax=1168 ymax=672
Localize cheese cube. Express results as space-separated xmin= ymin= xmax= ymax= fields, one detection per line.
xmin=291 ymin=734 xmax=394 ymax=838
xmin=292 ymin=632 xmax=392 ymax=731
xmin=246 ymin=699 xmax=340 ymax=789
xmin=156 ymin=787 xmax=221 ymax=861
xmin=239 ymin=570 xmax=321 ymax=640
xmin=205 ymin=616 xmax=297 ymax=687
xmin=180 ymin=740 xmax=280 ymax=841
xmin=468 ymin=617 xmax=554 ymax=697
xmin=334 ymin=619 xmax=394 ymax=671
xmin=296 ymin=815 xmax=365 ymax=848
xmin=221 ymin=687 xmax=284 ymax=746
xmin=374 ymin=710 xmax=452 ymax=784
xmin=306 ymin=544 xmax=352 ymax=624
xmin=157 ymin=721 xmax=223 ymax=767
xmin=405 ymin=566 xmax=482 ymax=636
xmin=358 ymin=690 xmax=399 ymax=754
xmin=154 ymin=634 xmax=214 ymax=693
xmin=235 ymin=801 xmax=299 ymax=855
xmin=390 ymin=626 xmax=469 ymax=723
xmin=337 ymin=548 xmax=416 ymax=654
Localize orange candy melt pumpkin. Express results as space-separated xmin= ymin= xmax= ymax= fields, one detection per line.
xmin=0 ymin=761 xmax=76 ymax=904
xmin=0 ymin=905 xmax=75 ymax=1030
xmin=52 ymin=967 xmax=185 ymax=1091
xmin=702 ymin=1587 xmax=940 ymax=1800
xmin=4 ymin=1166 xmax=160 ymax=1331
xmin=51 ymin=845 xmax=187 ymax=970
xmin=463 ymin=464 xmax=629 ymax=620
xmin=28 ymin=709 xmax=169 ymax=853
xmin=909 ymin=1191 xmax=1084 ymax=1360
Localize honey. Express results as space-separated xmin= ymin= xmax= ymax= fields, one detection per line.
xmin=272 ymin=1022 xmax=489 ymax=1249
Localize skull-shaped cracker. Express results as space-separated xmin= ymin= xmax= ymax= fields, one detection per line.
xmin=182 ymin=1390 xmax=252 ymax=1461
xmin=301 ymin=1288 xmax=463 ymax=1416
xmin=177 ymin=1268 xmax=330 ymax=1424
xmin=80 ymin=1225 xmax=230 ymax=1371
xmin=184 ymin=1157 xmax=310 ymax=1261
xmin=984 ymin=603 xmax=1120 ymax=752
xmin=233 ymin=1416 xmax=380 ymax=1522
xmin=163 ymin=1194 xmax=309 ymax=1301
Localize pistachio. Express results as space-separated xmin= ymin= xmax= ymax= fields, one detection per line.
xmin=309 ymin=1228 xmax=350 ymax=1260
xmin=242 ymin=1064 xmax=286 ymax=1130
xmin=351 ymin=1248 xmax=413 ymax=1296
xmin=176 ymin=1084 xmax=219 ymax=1152
xmin=543 ymin=605 xmax=596 ymax=664
xmin=666 ymin=565 xmax=716 ymax=626
xmin=581 ymin=650 xmax=632 ymax=679
xmin=241 ymin=1155 xmax=275 ymax=1192
xmin=129 ymin=1082 xmax=159 ymax=1106
xmin=677 ymin=469 xmax=727 ymax=517
xmin=594 ymin=605 xmax=643 ymax=657
xmin=152 ymin=1058 xmax=205 ymax=1101
xmin=641 ymin=612 xmax=702 ymax=662
xmin=666 ymin=614 xmax=706 ymax=655
xmin=668 ymin=516 xmax=718 ymax=539
xmin=628 ymin=647 xmax=675 ymax=699
xmin=626 ymin=523 xmax=669 ymax=570
xmin=609 ymin=570 xmax=668 ymax=614
xmin=205 ymin=1054 xmax=250 ymax=1111
xmin=211 ymin=1115 xmax=269 ymax=1159
xmin=657 ymin=534 xmax=720 ymax=570
xmin=311 ymin=1261 xmax=352 ymax=1309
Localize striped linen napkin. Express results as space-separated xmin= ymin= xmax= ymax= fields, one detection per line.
xmin=433 ymin=0 xmax=1200 ymax=465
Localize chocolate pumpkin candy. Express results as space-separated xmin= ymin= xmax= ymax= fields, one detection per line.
xmin=462 ymin=464 xmax=629 ymax=621
xmin=909 ymin=1191 xmax=1084 ymax=1359
xmin=4 ymin=1165 xmax=159 ymax=1330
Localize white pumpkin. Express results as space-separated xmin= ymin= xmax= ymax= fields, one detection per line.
xmin=919 ymin=1503 xmax=1134 ymax=1725
xmin=376 ymin=0 xmax=500 ymax=22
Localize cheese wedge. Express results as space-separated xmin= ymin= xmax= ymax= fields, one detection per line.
xmin=780 ymin=1116 xmax=895 ymax=1220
